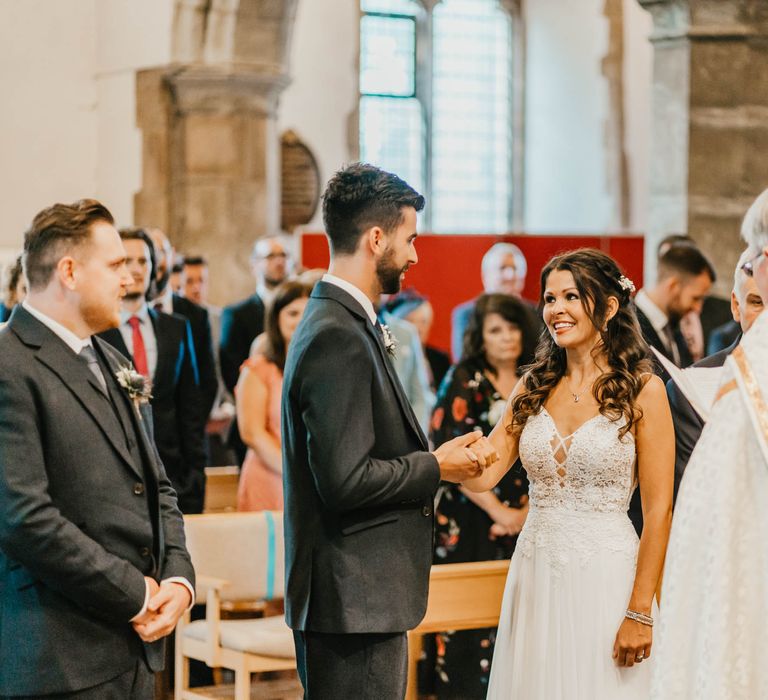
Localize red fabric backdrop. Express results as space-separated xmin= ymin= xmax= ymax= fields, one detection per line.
xmin=300 ymin=233 xmax=645 ymax=354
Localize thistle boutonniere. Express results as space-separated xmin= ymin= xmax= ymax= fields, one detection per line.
xmin=380 ymin=324 xmax=398 ymax=358
xmin=115 ymin=366 xmax=152 ymax=413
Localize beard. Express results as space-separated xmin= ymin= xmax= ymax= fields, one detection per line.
xmin=376 ymin=247 xmax=408 ymax=295
xmin=123 ymin=290 xmax=144 ymax=303
xmin=80 ymin=295 xmax=121 ymax=333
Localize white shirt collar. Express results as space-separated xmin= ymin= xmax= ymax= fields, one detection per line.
xmin=121 ymin=303 xmax=151 ymax=326
xmin=321 ymin=273 xmax=378 ymax=325
xmin=256 ymin=281 xmax=277 ymax=307
xmin=635 ymin=289 xmax=669 ymax=333
xmin=22 ymin=300 xmax=93 ymax=355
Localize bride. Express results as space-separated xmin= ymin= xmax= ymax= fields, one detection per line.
xmin=465 ymin=249 xmax=674 ymax=699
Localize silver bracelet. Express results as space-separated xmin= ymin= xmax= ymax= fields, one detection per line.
xmin=625 ymin=609 xmax=653 ymax=627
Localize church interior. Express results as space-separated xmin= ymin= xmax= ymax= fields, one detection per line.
xmin=1 ymin=1 xmax=765 ymax=698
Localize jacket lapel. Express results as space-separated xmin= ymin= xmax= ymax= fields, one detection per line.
xmin=313 ymin=282 xmax=428 ymax=449
xmin=33 ymin=332 xmax=141 ymax=478
xmin=365 ymin=320 xmax=429 ymax=449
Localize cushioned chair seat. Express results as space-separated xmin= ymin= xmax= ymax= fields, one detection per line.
xmin=183 ymin=615 xmax=296 ymax=659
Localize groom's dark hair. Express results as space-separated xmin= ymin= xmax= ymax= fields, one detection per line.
xmin=322 ymin=163 xmax=425 ymax=255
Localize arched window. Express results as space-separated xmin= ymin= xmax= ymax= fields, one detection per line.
xmin=359 ymin=0 xmax=520 ymax=232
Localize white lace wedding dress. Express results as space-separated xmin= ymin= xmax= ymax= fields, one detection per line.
xmin=487 ymin=408 xmax=652 ymax=699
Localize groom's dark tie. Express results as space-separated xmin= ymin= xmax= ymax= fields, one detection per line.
xmin=78 ymin=345 xmax=108 ymax=394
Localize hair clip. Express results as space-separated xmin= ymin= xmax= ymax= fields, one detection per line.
xmin=618 ymin=275 xmax=636 ymax=294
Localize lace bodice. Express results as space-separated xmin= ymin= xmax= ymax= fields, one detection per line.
xmin=516 ymin=408 xmax=640 ymax=575
xmin=519 ymin=408 xmax=636 ymax=513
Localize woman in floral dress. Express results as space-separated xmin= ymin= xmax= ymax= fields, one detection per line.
xmin=423 ymin=293 xmax=539 ymax=699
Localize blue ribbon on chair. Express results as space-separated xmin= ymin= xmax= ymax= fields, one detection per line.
xmin=264 ymin=510 xmax=276 ymax=600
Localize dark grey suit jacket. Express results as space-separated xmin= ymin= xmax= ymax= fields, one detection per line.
xmin=0 ymin=306 xmax=194 ymax=696
xmin=666 ymin=338 xmax=739 ymax=502
xmin=282 ymin=281 xmax=441 ymax=634
xmin=100 ymin=309 xmax=207 ymax=514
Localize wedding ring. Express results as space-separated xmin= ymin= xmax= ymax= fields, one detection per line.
xmin=635 ymin=654 xmax=644 ymax=662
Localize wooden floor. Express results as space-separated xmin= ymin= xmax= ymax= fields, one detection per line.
xmin=160 ymin=673 xmax=302 ymax=700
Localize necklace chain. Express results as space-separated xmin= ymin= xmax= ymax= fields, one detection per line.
xmin=566 ymin=376 xmax=594 ymax=403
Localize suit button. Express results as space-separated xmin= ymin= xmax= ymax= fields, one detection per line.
xmin=422 ymin=504 xmax=432 ymax=517
xmin=133 ymin=483 xmax=145 ymax=496
xmin=140 ymin=547 xmax=151 ymax=557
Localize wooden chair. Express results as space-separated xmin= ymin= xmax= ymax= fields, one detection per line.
xmin=405 ymin=560 xmax=510 ymax=700
xmin=175 ymin=512 xmax=296 ymax=700
xmin=202 ymin=466 xmax=240 ymax=513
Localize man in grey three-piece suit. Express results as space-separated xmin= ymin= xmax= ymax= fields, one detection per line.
xmin=281 ymin=164 xmax=497 ymax=699
xmin=0 ymin=200 xmax=194 ymax=698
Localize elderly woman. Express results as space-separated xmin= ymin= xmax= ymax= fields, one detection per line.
xmin=424 ymin=293 xmax=538 ymax=698
xmin=236 ymin=279 xmax=314 ymax=511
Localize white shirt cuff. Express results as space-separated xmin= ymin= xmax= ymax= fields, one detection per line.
xmin=162 ymin=576 xmax=196 ymax=611
xmin=129 ymin=577 xmax=195 ymax=622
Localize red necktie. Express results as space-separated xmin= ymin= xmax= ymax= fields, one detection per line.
xmin=128 ymin=316 xmax=150 ymax=377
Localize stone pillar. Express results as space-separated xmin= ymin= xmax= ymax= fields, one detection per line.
xmin=135 ymin=0 xmax=298 ymax=306
xmin=639 ymin=0 xmax=768 ymax=294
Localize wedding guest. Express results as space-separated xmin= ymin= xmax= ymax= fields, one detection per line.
xmin=236 ymin=280 xmax=314 ymax=511
xmin=425 ymin=293 xmax=536 ymax=698
xmin=666 ymin=247 xmax=765 ymax=500
xmin=0 ymin=199 xmax=193 ymax=697
xmin=0 ymin=254 xmax=25 ymax=321
xmin=634 ymin=244 xmax=716 ymax=380
xmin=378 ymin=305 xmax=435 ymax=434
xmin=99 ymin=229 xmax=207 ymax=514
xmin=384 ymin=289 xmax=451 ymax=391
xmin=706 ymin=317 xmax=740 ymax=354
xmin=220 ymin=235 xmax=292 ymax=393
xmin=148 ymin=229 xmax=218 ymax=419
xmin=450 ymin=242 xmax=529 ymax=361
xmin=221 ymin=235 xmax=292 ymax=463
xmin=656 ymin=235 xmax=731 ymax=361
xmin=183 ymin=255 xmax=236 ymax=465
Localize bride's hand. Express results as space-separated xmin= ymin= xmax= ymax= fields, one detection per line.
xmin=612 ymin=617 xmax=652 ymax=667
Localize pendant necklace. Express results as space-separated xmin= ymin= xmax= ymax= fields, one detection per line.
xmin=566 ymin=377 xmax=592 ymax=403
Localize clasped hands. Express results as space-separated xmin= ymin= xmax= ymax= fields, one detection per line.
xmin=433 ymin=429 xmax=499 ymax=482
xmin=132 ymin=577 xmax=192 ymax=643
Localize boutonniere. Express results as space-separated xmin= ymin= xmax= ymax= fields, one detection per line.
xmin=380 ymin=324 xmax=398 ymax=358
xmin=115 ymin=366 xmax=152 ymax=412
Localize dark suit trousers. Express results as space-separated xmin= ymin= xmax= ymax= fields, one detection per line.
xmin=4 ymin=660 xmax=153 ymax=699
xmin=294 ymin=630 xmax=408 ymax=700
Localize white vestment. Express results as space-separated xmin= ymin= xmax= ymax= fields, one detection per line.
xmin=652 ymin=311 xmax=768 ymax=699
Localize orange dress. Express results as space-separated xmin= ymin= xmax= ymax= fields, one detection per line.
xmin=236 ymin=354 xmax=284 ymax=511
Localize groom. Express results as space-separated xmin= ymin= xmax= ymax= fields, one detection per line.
xmin=282 ymin=163 xmax=497 ymax=698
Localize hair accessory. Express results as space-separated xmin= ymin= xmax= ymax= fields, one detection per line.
xmin=618 ymin=275 xmax=636 ymax=294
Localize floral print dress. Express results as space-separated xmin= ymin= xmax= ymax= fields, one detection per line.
xmin=422 ymin=359 xmax=529 ymax=699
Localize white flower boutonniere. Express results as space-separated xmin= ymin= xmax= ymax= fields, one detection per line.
xmin=115 ymin=366 xmax=152 ymax=413
xmin=487 ymin=398 xmax=507 ymax=427
xmin=380 ymin=324 xmax=398 ymax=358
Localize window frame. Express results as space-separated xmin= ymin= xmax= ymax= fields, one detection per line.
xmin=356 ymin=0 xmax=525 ymax=232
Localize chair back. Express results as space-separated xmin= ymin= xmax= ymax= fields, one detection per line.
xmin=183 ymin=511 xmax=284 ymax=604
xmin=203 ymin=465 xmax=240 ymax=512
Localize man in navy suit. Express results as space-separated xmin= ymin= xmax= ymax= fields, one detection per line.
xmin=100 ymin=230 xmax=207 ymax=514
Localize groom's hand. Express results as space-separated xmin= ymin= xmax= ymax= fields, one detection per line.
xmin=433 ymin=430 xmax=498 ymax=483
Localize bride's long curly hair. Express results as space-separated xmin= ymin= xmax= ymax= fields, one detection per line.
xmin=509 ymin=249 xmax=652 ymax=438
